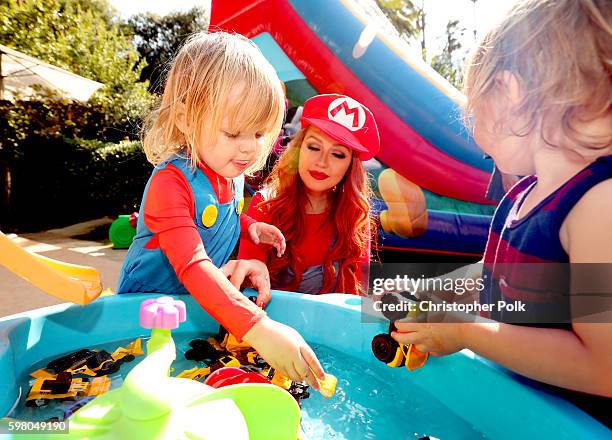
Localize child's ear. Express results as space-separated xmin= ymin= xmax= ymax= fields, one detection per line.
xmin=175 ymin=102 xmax=189 ymax=135
xmin=495 ymin=70 xmax=522 ymax=107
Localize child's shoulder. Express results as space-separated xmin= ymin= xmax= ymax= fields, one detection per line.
xmin=566 ymin=177 xmax=612 ymax=221
xmin=564 ymin=156 xmax=612 ymax=219
xmin=562 ymin=177 xmax=612 ymax=261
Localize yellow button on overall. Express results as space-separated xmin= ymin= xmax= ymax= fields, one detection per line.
xmin=201 ymin=205 xmax=218 ymax=227
xmin=237 ymin=198 xmax=244 ymax=215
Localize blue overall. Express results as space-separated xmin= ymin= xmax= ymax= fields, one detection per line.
xmin=118 ymin=156 xmax=243 ymax=294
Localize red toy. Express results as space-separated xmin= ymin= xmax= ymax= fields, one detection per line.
xmin=204 ymin=367 xmax=271 ymax=388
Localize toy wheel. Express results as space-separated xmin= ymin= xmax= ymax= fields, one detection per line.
xmin=241 ymin=365 xmax=260 ymax=373
xmin=185 ymin=339 xmax=218 ymax=362
xmin=189 ymin=339 xmax=208 ymax=349
xmin=217 ymin=325 xmax=228 ymax=341
xmin=26 ymin=398 xmax=49 ymax=408
xmin=253 ymin=355 xmax=267 ymax=368
xmin=96 ymin=362 xmax=120 ymax=376
xmin=185 ymin=348 xmax=204 ymax=361
xmin=379 ymin=294 xmax=410 ymax=321
xmin=372 ymin=333 xmax=400 ymax=363
xmin=122 ymin=354 xmax=135 ymax=363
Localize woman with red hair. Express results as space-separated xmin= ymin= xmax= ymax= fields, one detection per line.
xmin=238 ymin=94 xmax=380 ymax=296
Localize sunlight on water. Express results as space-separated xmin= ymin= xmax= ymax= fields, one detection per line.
xmin=301 ymin=344 xmax=487 ymax=439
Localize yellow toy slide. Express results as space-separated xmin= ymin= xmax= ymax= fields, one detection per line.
xmin=0 ymin=231 xmax=102 ymax=305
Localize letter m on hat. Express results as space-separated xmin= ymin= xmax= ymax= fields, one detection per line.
xmin=327 ymin=97 xmax=366 ymax=132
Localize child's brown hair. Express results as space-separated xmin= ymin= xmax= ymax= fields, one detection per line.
xmin=464 ymin=0 xmax=611 ymax=155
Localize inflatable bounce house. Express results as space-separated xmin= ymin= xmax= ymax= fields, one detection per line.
xmin=211 ymin=0 xmax=496 ymax=257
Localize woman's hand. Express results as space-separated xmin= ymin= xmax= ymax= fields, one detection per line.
xmin=242 ymin=317 xmax=326 ymax=390
xmin=248 ymin=222 xmax=286 ymax=257
xmin=221 ymin=259 xmax=271 ymax=307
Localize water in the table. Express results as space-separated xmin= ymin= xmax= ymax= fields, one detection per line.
xmin=12 ymin=333 xmax=487 ymax=439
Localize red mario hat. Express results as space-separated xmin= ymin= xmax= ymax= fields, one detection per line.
xmin=300 ymin=94 xmax=380 ymax=161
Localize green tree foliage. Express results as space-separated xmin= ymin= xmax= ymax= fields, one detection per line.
xmin=124 ymin=7 xmax=209 ymax=93
xmin=0 ymin=0 xmax=155 ymax=131
xmin=375 ymin=1 xmax=466 ymax=88
xmin=430 ymin=19 xmax=465 ymax=89
xmin=375 ymin=0 xmax=425 ymax=55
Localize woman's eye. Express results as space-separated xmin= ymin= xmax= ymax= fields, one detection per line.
xmin=224 ymin=131 xmax=239 ymax=138
xmin=255 ymin=132 xmax=264 ymax=139
xmin=332 ymin=152 xmax=346 ymax=159
xmin=307 ymin=144 xmax=320 ymax=151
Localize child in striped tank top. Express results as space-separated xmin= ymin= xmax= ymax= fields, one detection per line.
xmin=391 ymin=0 xmax=611 ymax=426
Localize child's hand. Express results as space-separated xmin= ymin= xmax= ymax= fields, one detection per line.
xmin=248 ymin=222 xmax=286 ymax=257
xmin=391 ymin=320 xmax=466 ymax=356
xmin=242 ymin=316 xmax=325 ymax=391
xmin=221 ymin=259 xmax=271 ymax=307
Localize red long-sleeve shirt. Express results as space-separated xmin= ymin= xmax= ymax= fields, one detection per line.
xmin=144 ymin=163 xmax=262 ymax=339
xmin=238 ymin=192 xmax=370 ymax=292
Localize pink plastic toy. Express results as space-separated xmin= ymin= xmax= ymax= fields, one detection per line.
xmin=140 ymin=296 xmax=186 ymax=329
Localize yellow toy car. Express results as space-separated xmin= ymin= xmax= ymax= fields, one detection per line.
xmin=26 ymin=372 xmax=110 ymax=408
xmin=31 ymin=339 xmax=144 ymax=379
xmin=176 ymin=355 xmax=240 ymax=381
xmin=183 ymin=333 xmax=338 ymax=403
xmin=372 ymin=323 xmax=428 ymax=371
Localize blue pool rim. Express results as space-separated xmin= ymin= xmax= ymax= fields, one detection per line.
xmin=0 ymin=292 xmax=607 ymax=439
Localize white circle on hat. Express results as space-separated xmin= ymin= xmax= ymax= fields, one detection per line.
xmin=327 ymin=97 xmax=366 ymax=132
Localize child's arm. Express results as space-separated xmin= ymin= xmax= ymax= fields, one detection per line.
xmin=394 ymin=319 xmax=612 ymax=396
xmin=241 ymin=212 xmax=285 ymax=257
xmin=394 ymin=181 xmax=612 ymax=396
xmin=221 ymin=258 xmax=271 ymax=307
xmin=146 ymin=168 xmax=325 ymax=387
xmin=145 ymin=167 xmax=265 ymax=339
xmin=246 ymin=222 xmax=286 ymax=257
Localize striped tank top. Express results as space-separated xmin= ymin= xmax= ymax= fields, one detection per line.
xmin=480 ymin=155 xmax=612 ymax=427
xmin=481 ymin=155 xmax=612 ymax=326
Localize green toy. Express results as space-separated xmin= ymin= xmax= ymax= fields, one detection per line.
xmin=10 ymin=297 xmax=300 ymax=440
xmin=108 ymin=215 xmax=136 ymax=249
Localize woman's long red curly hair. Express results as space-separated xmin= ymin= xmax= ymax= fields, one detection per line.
xmin=258 ymin=127 xmax=375 ymax=295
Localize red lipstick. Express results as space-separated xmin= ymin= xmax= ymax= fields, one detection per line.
xmin=309 ymin=170 xmax=329 ymax=180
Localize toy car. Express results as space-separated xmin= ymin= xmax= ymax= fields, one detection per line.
xmin=176 ymin=355 xmax=241 ymax=381
xmin=182 ymin=319 xmax=337 ymax=404
xmin=110 ymin=338 xmax=143 ymax=364
xmin=288 ymin=382 xmax=310 ymax=403
xmin=372 ymin=323 xmax=428 ymax=371
xmin=184 ymin=338 xmax=221 ymax=362
xmin=176 ymin=366 xmax=211 ymax=381
xmin=25 ymin=372 xmax=110 ymax=408
xmin=32 ymin=339 xmax=143 ymax=379
xmin=216 ymin=326 xmax=252 ymax=353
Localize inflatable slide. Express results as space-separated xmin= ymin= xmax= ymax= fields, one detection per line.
xmin=210 ymin=0 xmax=496 ymax=256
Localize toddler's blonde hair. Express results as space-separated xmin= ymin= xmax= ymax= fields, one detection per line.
xmin=143 ymin=32 xmax=285 ymax=172
xmin=464 ymin=0 xmax=611 ymax=154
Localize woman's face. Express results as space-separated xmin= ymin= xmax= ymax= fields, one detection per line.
xmin=298 ymin=126 xmax=353 ymax=194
